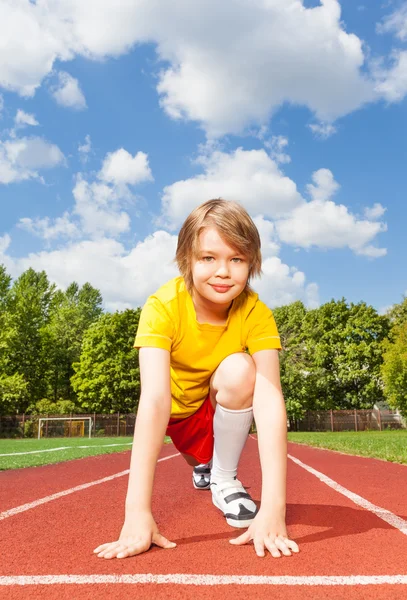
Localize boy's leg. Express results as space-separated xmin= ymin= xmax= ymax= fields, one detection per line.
xmin=209 ymin=352 xmax=257 ymax=527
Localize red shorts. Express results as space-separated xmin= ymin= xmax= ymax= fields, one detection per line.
xmin=166 ymin=394 xmax=215 ymax=464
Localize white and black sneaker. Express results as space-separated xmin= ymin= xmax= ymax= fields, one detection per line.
xmin=192 ymin=460 xmax=212 ymax=490
xmin=210 ymin=478 xmax=258 ymax=528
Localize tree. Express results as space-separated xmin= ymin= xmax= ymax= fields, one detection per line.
xmin=300 ymin=299 xmax=389 ymax=410
xmin=0 ymin=373 xmax=28 ymax=415
xmin=273 ymin=301 xmax=310 ymax=419
xmin=387 ymin=296 xmax=407 ymax=327
xmin=71 ymin=309 xmax=141 ymax=413
xmin=0 ymin=265 xmax=12 ymax=382
xmin=45 ymin=282 xmax=103 ymax=401
xmin=3 ymin=269 xmax=55 ymax=408
xmin=381 ymin=322 xmax=407 ymax=418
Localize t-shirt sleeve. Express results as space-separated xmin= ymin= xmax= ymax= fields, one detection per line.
xmin=245 ymin=299 xmax=282 ymax=355
xmin=134 ymin=296 xmax=175 ymax=352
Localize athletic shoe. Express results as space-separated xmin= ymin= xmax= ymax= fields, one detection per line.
xmin=192 ymin=460 xmax=212 ymax=490
xmin=210 ymin=478 xmax=258 ymax=528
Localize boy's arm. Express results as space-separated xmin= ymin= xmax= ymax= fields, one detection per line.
xmin=94 ymin=347 xmax=175 ymax=559
xmin=252 ymin=348 xmax=287 ymax=513
xmin=229 ymin=349 xmax=299 ymax=558
xmin=125 ymin=347 xmax=172 ymax=513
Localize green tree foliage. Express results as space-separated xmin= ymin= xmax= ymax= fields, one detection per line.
xmin=44 ymin=282 xmax=103 ymax=401
xmin=0 ymin=373 xmax=28 ymax=415
xmin=29 ymin=398 xmax=79 ymax=415
xmin=274 ymin=298 xmax=390 ymax=416
xmin=302 ymin=300 xmax=390 ymax=410
xmin=386 ymin=296 xmax=407 ymax=332
xmin=381 ymin=322 xmax=407 ymax=418
xmin=273 ymin=301 xmax=309 ymax=419
xmin=71 ymin=309 xmax=141 ymax=413
xmin=3 ymin=268 xmax=55 ymax=409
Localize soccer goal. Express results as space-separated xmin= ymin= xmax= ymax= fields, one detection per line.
xmin=37 ymin=417 xmax=93 ymax=439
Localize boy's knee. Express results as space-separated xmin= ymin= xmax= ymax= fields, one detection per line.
xmin=212 ymin=353 xmax=256 ymax=409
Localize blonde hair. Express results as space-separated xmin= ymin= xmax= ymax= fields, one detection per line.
xmin=176 ymin=199 xmax=262 ymax=294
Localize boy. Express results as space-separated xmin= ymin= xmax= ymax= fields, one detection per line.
xmin=94 ymin=199 xmax=299 ymax=559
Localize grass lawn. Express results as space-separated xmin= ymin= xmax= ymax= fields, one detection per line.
xmin=288 ymin=430 xmax=407 ymax=465
xmin=0 ymin=436 xmax=173 ymax=471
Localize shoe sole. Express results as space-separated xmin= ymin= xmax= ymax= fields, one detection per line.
xmin=211 ymin=493 xmax=256 ymax=528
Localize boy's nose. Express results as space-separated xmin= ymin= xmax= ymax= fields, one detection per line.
xmin=215 ymin=263 xmax=230 ymax=276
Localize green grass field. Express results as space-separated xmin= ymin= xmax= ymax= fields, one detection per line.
xmin=0 ymin=431 xmax=406 ymax=471
xmin=287 ymin=430 xmax=407 ymax=465
xmin=0 ymin=436 xmax=172 ymax=471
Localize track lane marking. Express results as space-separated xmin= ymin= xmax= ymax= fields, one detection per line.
xmin=0 ymin=452 xmax=180 ymax=521
xmin=287 ymin=453 xmax=407 ymax=535
xmin=0 ymin=443 xmax=133 ymax=457
xmin=0 ymin=574 xmax=406 ymax=586
xmin=249 ymin=435 xmax=407 ymax=535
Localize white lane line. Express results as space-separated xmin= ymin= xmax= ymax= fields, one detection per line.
xmin=0 ymin=443 xmax=132 ymax=457
xmin=287 ymin=453 xmax=407 ymax=536
xmin=0 ymin=452 xmax=180 ymax=521
xmin=248 ymin=435 xmax=407 ymax=536
xmin=0 ymin=574 xmax=406 ymax=586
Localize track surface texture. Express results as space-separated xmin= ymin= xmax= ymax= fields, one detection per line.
xmin=1 ymin=437 xmax=407 ymax=600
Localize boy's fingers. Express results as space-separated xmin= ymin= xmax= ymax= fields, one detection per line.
xmin=93 ymin=543 xmax=111 ymax=553
xmin=153 ymin=533 xmax=177 ymax=549
xmin=285 ymin=538 xmax=300 ymax=552
xmin=229 ymin=530 xmax=251 ymax=545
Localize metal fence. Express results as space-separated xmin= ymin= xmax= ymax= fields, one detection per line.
xmin=0 ymin=413 xmax=137 ymax=439
xmin=0 ymin=408 xmax=405 ymax=438
xmin=290 ymin=409 xmax=405 ymax=432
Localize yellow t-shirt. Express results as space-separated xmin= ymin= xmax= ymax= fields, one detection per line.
xmin=134 ymin=277 xmax=282 ymax=419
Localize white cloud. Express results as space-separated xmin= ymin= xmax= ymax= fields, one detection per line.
xmin=18 ymin=213 xmax=80 ymax=242
xmin=276 ymin=169 xmax=387 ymax=257
xmin=78 ymin=134 xmax=91 ymax=164
xmin=265 ymin=136 xmax=291 ymax=165
xmin=0 ymin=232 xmax=179 ymax=311
xmin=308 ymin=121 xmax=337 ymax=139
xmin=50 ymin=71 xmax=87 ymax=110
xmin=161 ymin=147 xmax=302 ymax=229
xmin=377 ymin=4 xmax=407 ymax=41
xmin=306 ymin=168 xmax=340 ymax=202
xmin=254 ymin=256 xmax=320 ymax=309
xmin=0 ymin=135 xmax=64 ymax=184
xmin=161 ymin=152 xmax=387 ymax=258
xmin=0 ymin=0 xmax=385 ymax=137
xmin=99 ymin=148 xmax=153 ymax=186
xmin=252 ymin=215 xmax=280 ymax=258
xmin=17 ymin=146 xmax=153 ymax=241
xmin=72 ymin=175 xmax=131 ymax=238
xmin=15 ymin=109 xmax=39 ymax=128
xmin=364 ymin=203 xmax=386 ymax=220
xmin=373 ymin=51 xmax=407 ymax=103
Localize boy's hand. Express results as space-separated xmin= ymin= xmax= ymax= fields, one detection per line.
xmin=93 ymin=512 xmax=176 ymax=559
xmin=229 ymin=510 xmax=299 ymax=558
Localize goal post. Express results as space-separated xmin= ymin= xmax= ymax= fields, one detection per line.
xmin=38 ymin=417 xmax=93 ymax=439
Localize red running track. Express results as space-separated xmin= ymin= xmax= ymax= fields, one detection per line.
xmin=1 ymin=437 xmax=407 ymax=600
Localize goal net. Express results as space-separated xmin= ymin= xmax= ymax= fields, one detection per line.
xmin=37 ymin=417 xmax=93 ymax=439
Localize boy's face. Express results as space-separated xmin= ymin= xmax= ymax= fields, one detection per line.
xmin=191 ymin=226 xmax=250 ymax=306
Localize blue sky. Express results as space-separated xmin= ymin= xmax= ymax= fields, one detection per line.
xmin=0 ymin=0 xmax=406 ymax=312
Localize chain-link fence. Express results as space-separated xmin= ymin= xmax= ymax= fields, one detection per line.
xmin=0 ymin=408 xmax=405 ymax=438
xmin=290 ymin=409 xmax=405 ymax=432
xmin=0 ymin=413 xmax=137 ymax=439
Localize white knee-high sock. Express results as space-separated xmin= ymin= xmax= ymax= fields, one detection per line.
xmin=210 ymin=404 xmax=253 ymax=484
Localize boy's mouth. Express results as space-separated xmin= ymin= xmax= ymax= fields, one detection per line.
xmin=210 ymin=284 xmax=233 ymax=293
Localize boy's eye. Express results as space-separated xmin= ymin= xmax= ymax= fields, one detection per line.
xmin=202 ymin=256 xmax=214 ymax=262
xmin=231 ymin=258 xmax=243 ymax=263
